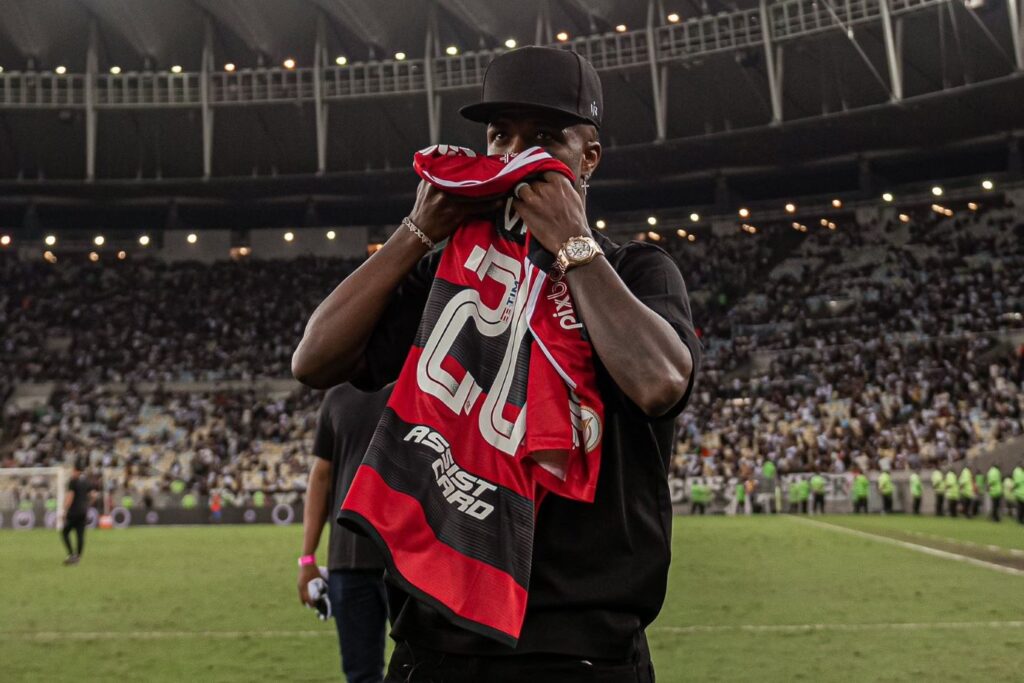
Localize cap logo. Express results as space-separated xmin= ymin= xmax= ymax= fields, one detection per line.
xmin=590 ymin=101 xmax=598 ymax=117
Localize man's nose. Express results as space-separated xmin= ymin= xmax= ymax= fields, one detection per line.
xmin=507 ymin=135 xmax=531 ymax=155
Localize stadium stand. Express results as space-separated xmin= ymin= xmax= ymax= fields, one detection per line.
xmin=3 ymin=195 xmax=1023 ymax=510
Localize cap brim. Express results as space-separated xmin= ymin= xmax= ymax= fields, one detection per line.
xmin=459 ymin=101 xmax=597 ymax=128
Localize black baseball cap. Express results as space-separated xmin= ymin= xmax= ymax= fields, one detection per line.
xmin=460 ymin=46 xmax=603 ymax=129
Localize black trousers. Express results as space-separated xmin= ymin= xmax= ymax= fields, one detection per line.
xmin=948 ymin=500 xmax=958 ymax=518
xmin=962 ymin=499 xmax=973 ymax=518
xmin=61 ymin=515 xmax=86 ymax=556
xmin=1017 ymin=500 xmax=1024 ymax=524
xmin=691 ymin=502 xmax=706 ymax=515
xmin=853 ymin=497 xmax=868 ymax=514
xmin=385 ymin=640 xmax=655 ymax=683
xmin=800 ymin=500 xmax=809 ymax=514
xmin=934 ymin=493 xmax=944 ymax=516
xmin=990 ymin=496 xmax=1001 ymax=522
xmin=912 ymin=496 xmax=921 ymax=515
xmin=882 ymin=494 xmax=893 ymax=514
xmin=812 ymin=493 xmax=825 ymax=514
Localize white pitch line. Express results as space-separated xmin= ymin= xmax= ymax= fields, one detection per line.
xmin=791 ymin=517 xmax=1024 ymax=577
xmin=652 ymin=621 xmax=1024 ymax=635
xmin=3 ymin=630 xmax=334 ymax=641
xmin=900 ymin=530 xmax=1024 ymax=558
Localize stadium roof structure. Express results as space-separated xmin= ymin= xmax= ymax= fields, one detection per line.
xmin=0 ymin=0 xmax=1022 ymax=232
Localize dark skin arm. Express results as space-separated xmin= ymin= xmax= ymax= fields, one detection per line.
xmin=297 ymin=457 xmax=332 ymax=606
xmin=513 ymin=172 xmax=692 ymax=417
xmin=291 ymin=183 xmax=501 ymax=388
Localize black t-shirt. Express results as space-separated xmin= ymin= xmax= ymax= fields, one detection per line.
xmin=67 ymin=476 xmax=92 ymax=519
xmin=314 ymin=383 xmax=394 ymax=571
xmin=353 ymin=231 xmax=702 ymax=658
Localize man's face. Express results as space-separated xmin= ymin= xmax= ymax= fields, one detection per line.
xmin=486 ymin=108 xmax=600 ymax=192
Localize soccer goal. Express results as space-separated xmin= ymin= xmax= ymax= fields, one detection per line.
xmin=0 ymin=466 xmax=67 ymax=530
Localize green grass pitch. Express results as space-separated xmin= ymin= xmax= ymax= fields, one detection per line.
xmin=2 ymin=516 xmax=1022 ymax=681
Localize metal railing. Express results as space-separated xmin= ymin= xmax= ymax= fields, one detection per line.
xmin=0 ymin=0 xmax=945 ymax=110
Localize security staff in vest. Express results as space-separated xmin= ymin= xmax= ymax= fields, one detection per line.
xmin=852 ymin=469 xmax=869 ymax=514
xmin=986 ymin=465 xmax=1003 ymax=522
xmin=931 ymin=469 xmax=945 ymax=516
xmin=944 ymin=469 xmax=960 ymax=518
xmin=690 ymin=478 xmax=709 ymax=515
xmin=909 ymin=469 xmax=923 ymax=515
xmin=1003 ymin=475 xmax=1016 ymax=522
xmin=959 ymin=466 xmax=975 ymax=518
xmin=1014 ymin=465 xmax=1024 ymax=524
xmin=877 ymin=470 xmax=894 ymax=514
xmin=810 ymin=471 xmax=826 ymax=514
xmin=293 ymin=47 xmax=700 ymax=682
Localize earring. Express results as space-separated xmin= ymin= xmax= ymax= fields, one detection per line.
xmin=581 ymin=174 xmax=590 ymax=196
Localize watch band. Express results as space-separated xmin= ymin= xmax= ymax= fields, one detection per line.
xmin=298 ymin=554 xmax=317 ymax=567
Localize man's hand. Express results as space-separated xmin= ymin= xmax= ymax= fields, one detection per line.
xmin=297 ymin=564 xmax=322 ymax=607
xmin=512 ymin=172 xmax=590 ymax=254
xmin=408 ymin=181 xmax=504 ymax=244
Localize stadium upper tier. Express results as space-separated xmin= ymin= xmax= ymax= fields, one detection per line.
xmin=0 ymin=0 xmax=1021 ymax=184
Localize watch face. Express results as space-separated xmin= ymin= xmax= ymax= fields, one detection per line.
xmin=566 ymin=239 xmax=593 ymax=261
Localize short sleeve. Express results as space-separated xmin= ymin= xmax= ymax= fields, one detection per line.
xmin=351 ymin=249 xmax=441 ymax=391
xmin=609 ymin=242 xmax=703 ymax=418
xmin=312 ymin=392 xmax=336 ymax=462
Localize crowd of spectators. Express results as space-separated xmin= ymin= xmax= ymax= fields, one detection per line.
xmin=2 ymin=196 xmax=1023 ymax=507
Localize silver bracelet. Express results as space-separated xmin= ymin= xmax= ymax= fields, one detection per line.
xmin=402 ymin=216 xmax=435 ymax=250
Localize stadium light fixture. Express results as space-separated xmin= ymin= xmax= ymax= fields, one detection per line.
xmin=881 ymin=192 xmax=893 ymax=202
xmin=595 ymin=219 xmax=606 ymax=229
xmin=171 ymin=65 xmax=182 ymax=74
xmin=187 ymin=233 xmax=198 ymax=244
xmin=689 ymin=212 xmax=700 ymax=222
xmin=556 ymin=32 xmax=569 ymax=41
xmin=667 ymin=13 xmax=681 ymax=22
xmin=687 ymin=234 xmax=696 ymax=242
xmin=647 ymin=231 xmax=661 ymax=241
xmin=931 ymin=185 xmax=943 ymax=196
xmin=284 ymin=231 xmax=295 ymax=242
xmin=55 ymin=66 xmax=67 ymax=75
xmin=505 ymin=39 xmax=517 ymax=49
xmin=44 ymin=234 xmax=57 ymax=246
xmin=395 ymin=52 xmax=407 ymax=61
xmin=326 ymin=230 xmax=337 ymax=240
xmin=224 ymin=63 xmax=236 ymax=72
xmin=0 ymin=66 xmax=4 ymax=74
xmin=238 ymin=246 xmax=251 ymax=256
xmin=139 ymin=234 xmax=150 ymax=246
xmin=0 ymin=235 xmax=10 ymax=247
xmin=827 ymin=222 xmax=836 ymax=230
xmin=785 ymin=203 xmax=796 ymax=213
xmin=615 ymin=24 xmax=627 ymax=32
xmin=117 ymin=250 xmax=127 ymax=260
xmin=819 ymin=218 xmax=829 ymax=227
xmin=109 ymin=66 xmax=121 ymax=75
xmin=899 ymin=213 xmax=910 ymax=223
xmin=967 ymin=202 xmax=978 ymax=211
xmin=831 ymin=198 xmax=842 ymax=208
xmin=44 ymin=250 xmax=57 ymax=263
xmin=445 ymin=46 xmax=459 ymax=56
xmin=89 ymin=251 xmax=99 ymax=262
xmin=335 ymin=56 xmax=348 ymax=66
xmin=283 ymin=58 xmax=296 ymax=69
xmin=981 ymin=179 xmax=994 ymax=190
xmin=647 ymin=216 xmax=657 ymax=226
xmin=93 ymin=235 xmax=105 ymax=246
xmin=676 ymin=229 xmax=688 ymax=238
xmin=738 ymin=208 xmax=750 ymax=218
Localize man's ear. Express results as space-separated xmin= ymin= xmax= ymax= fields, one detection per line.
xmin=581 ymin=134 xmax=601 ymax=179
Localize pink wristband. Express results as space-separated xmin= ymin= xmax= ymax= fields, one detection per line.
xmin=298 ymin=554 xmax=316 ymax=567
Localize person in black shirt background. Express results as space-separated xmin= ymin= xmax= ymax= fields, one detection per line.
xmin=293 ymin=47 xmax=701 ymax=682
xmin=62 ymin=462 xmax=95 ymax=565
xmin=297 ymin=383 xmax=402 ymax=683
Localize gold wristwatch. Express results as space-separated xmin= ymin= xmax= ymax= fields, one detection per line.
xmin=555 ymin=235 xmax=603 ymax=278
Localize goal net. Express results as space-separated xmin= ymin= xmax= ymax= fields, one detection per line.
xmin=0 ymin=466 xmax=68 ymax=530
